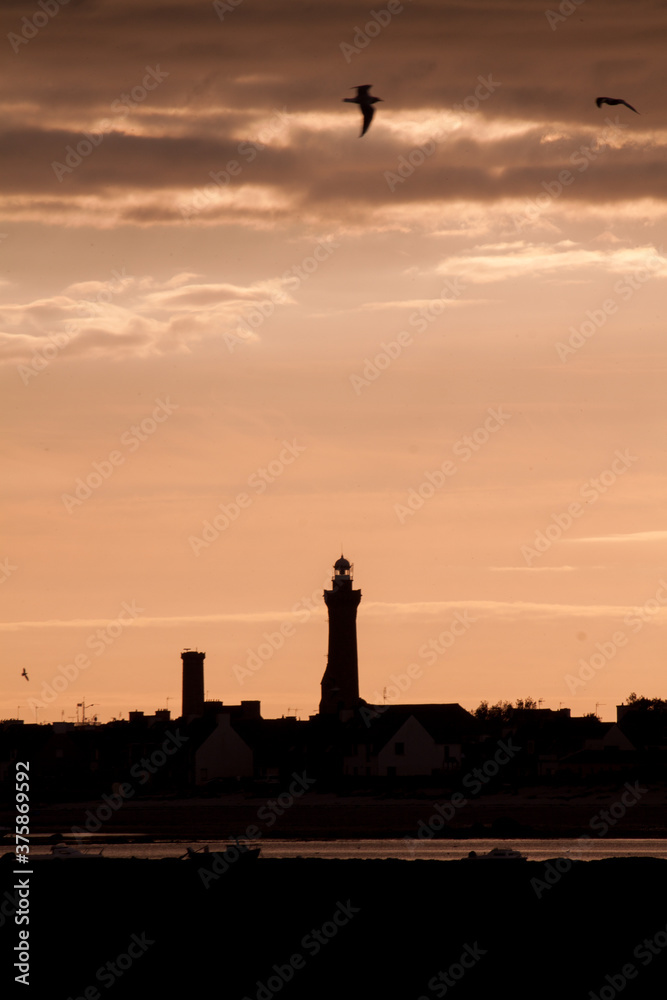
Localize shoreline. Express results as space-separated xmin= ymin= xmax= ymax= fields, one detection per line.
xmin=13 ymin=788 xmax=667 ymax=840
xmin=14 ymin=828 xmax=667 ymax=844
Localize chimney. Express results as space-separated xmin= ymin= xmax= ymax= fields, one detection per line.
xmin=181 ymin=650 xmax=205 ymax=718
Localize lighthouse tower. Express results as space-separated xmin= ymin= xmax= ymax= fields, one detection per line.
xmin=319 ymin=556 xmax=362 ymax=716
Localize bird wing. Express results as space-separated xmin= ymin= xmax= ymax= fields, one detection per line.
xmin=595 ymin=96 xmax=639 ymax=113
xmin=360 ymin=105 xmax=374 ymax=137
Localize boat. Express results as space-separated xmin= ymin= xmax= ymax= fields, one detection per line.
xmin=48 ymin=843 xmax=104 ymax=858
xmin=465 ymin=847 xmax=526 ymax=861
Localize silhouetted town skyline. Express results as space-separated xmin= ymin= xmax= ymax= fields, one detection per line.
xmin=2 ymin=557 xmax=665 ymax=797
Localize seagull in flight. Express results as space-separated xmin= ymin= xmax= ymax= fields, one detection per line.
xmin=343 ymin=85 xmax=383 ymax=136
xmin=21 ymin=669 xmax=29 ymax=681
xmin=596 ymin=96 xmax=639 ymax=114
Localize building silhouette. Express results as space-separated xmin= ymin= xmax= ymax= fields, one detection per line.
xmin=319 ymin=556 xmax=362 ymax=717
xmin=181 ymin=649 xmax=205 ymax=718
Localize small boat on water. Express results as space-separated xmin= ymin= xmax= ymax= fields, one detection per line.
xmin=48 ymin=843 xmax=104 ymax=859
xmin=465 ymin=847 xmax=526 ymax=861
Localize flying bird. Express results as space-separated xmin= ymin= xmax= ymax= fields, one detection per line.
xmin=21 ymin=669 xmax=29 ymax=681
xmin=343 ymin=85 xmax=383 ymax=137
xmin=595 ymin=97 xmax=639 ymax=114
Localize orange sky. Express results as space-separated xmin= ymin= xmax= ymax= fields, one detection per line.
xmin=2 ymin=0 xmax=667 ymax=724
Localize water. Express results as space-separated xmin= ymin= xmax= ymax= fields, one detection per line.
xmin=27 ymin=837 xmax=667 ymax=860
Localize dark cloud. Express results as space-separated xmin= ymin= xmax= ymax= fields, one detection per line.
xmin=1 ymin=0 xmax=665 ymax=227
xmin=4 ymin=0 xmax=667 ymax=118
xmin=1 ymin=119 xmax=664 ymax=226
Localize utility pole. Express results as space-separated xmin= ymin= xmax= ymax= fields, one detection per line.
xmin=77 ymin=701 xmax=96 ymax=725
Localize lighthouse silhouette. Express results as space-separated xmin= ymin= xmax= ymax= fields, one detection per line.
xmin=319 ymin=556 xmax=362 ymax=716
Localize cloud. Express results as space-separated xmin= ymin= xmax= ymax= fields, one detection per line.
xmin=2 ymin=0 xmax=667 ymax=232
xmin=488 ymin=566 xmax=580 ymax=572
xmin=363 ymin=600 xmax=666 ymax=621
xmin=360 ymin=298 xmax=472 ymax=311
xmin=0 ymin=272 xmax=300 ymax=363
xmin=0 ymin=609 xmax=326 ymax=632
xmin=5 ymin=595 xmax=667 ymax=633
xmin=434 ymin=242 xmax=667 ymax=285
xmin=575 ymin=530 xmax=667 ymax=544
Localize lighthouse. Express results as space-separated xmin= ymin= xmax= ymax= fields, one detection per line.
xmin=319 ymin=556 xmax=362 ymax=716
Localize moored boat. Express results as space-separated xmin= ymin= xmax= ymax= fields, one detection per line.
xmin=465 ymin=847 xmax=526 ymax=861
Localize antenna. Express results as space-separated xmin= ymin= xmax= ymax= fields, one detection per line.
xmin=595 ymin=702 xmax=605 ymax=717
xmin=77 ymin=700 xmax=95 ymax=725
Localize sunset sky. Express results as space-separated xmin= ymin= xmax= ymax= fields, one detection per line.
xmin=3 ymin=0 xmax=667 ymax=725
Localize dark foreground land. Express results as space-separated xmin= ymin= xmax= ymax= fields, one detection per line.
xmin=1 ymin=854 xmax=667 ymax=999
